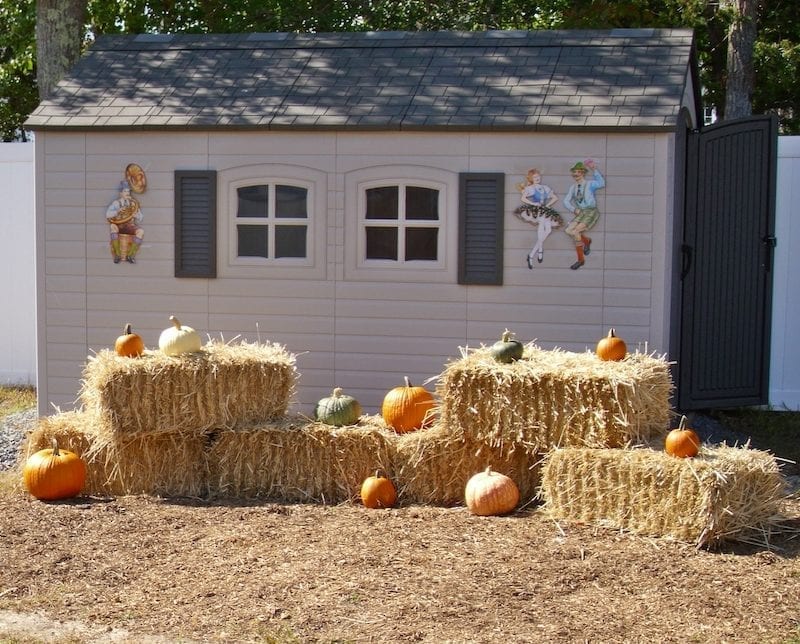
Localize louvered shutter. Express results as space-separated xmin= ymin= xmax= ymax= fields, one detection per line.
xmin=458 ymin=173 xmax=504 ymax=285
xmin=175 ymin=170 xmax=217 ymax=278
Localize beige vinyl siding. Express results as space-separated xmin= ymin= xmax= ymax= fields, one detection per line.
xmin=36 ymin=129 xmax=674 ymax=415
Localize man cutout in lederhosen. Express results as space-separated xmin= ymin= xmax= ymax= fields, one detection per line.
xmin=563 ymin=159 xmax=605 ymax=270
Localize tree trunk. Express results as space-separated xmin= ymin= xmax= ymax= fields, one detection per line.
xmin=35 ymin=0 xmax=87 ymax=101
xmin=723 ymin=0 xmax=758 ymax=120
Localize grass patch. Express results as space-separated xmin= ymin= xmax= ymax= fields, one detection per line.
xmin=0 ymin=385 xmax=36 ymax=417
xmin=710 ymin=408 xmax=800 ymax=474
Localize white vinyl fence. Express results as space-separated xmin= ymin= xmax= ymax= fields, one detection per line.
xmin=770 ymin=137 xmax=800 ymax=410
xmin=0 ymin=143 xmax=36 ymax=386
xmin=1 ymin=139 xmax=798 ymax=407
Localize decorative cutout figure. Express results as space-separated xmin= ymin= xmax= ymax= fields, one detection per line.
xmin=125 ymin=163 xmax=147 ymax=194
xmin=563 ymin=159 xmax=604 ymax=270
xmin=106 ymin=177 xmax=144 ymax=264
xmin=513 ymin=168 xmax=563 ymax=269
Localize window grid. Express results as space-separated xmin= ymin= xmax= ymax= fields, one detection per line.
xmin=364 ymin=183 xmax=440 ymax=264
xmin=234 ymin=182 xmax=308 ymax=262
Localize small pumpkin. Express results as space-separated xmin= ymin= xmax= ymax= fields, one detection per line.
xmin=315 ymin=387 xmax=362 ymax=426
xmin=596 ymin=328 xmax=627 ymax=361
xmin=360 ymin=471 xmax=397 ymax=509
xmin=23 ymin=438 xmax=87 ymax=501
xmin=490 ymin=329 xmax=524 ymax=364
xmin=158 ymin=315 xmax=202 ymax=356
xmin=665 ymin=415 xmax=701 ymax=458
xmin=465 ymin=466 xmax=520 ymax=516
xmin=381 ymin=376 xmax=435 ymax=433
xmin=115 ymin=323 xmax=145 ymax=357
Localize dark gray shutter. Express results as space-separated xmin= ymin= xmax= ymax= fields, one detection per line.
xmin=458 ymin=172 xmax=504 ymax=285
xmin=175 ymin=170 xmax=217 ymax=278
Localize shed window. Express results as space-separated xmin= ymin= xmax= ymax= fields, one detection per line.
xmin=362 ymin=184 xmax=441 ymax=263
xmin=234 ymin=183 xmax=308 ymax=260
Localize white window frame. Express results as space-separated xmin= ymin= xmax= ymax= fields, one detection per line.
xmin=217 ymin=164 xmax=326 ymax=280
xmin=345 ymin=165 xmax=458 ymax=283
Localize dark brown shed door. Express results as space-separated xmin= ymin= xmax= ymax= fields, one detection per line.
xmin=677 ymin=115 xmax=778 ymax=409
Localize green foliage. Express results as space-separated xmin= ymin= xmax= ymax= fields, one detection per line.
xmin=0 ymin=0 xmax=37 ymax=140
xmin=2 ymin=0 xmax=799 ymax=135
xmin=710 ymin=407 xmax=800 ymax=474
xmin=0 ymin=385 xmax=36 ymax=417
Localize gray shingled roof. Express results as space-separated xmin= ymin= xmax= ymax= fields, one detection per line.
xmin=25 ymin=29 xmax=697 ymax=131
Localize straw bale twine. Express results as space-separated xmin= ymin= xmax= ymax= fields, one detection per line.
xmin=80 ymin=340 xmax=296 ymax=437
xmin=393 ymin=423 xmax=541 ymax=506
xmin=540 ymin=446 xmax=788 ymax=547
xmin=206 ymin=415 xmax=396 ymax=502
xmin=437 ymin=345 xmax=672 ymax=451
xmin=24 ymin=411 xmax=207 ymax=497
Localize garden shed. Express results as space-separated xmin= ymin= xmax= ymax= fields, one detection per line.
xmin=27 ymin=28 xmax=767 ymax=416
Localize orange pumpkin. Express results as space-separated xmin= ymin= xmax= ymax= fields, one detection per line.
xmin=115 ymin=323 xmax=145 ymax=357
xmin=381 ymin=376 xmax=435 ymax=433
xmin=596 ymin=328 xmax=627 ymax=361
xmin=360 ymin=471 xmax=397 ymax=509
xmin=465 ymin=467 xmax=520 ymax=516
xmin=23 ymin=438 xmax=87 ymax=501
xmin=665 ymin=415 xmax=701 ymax=458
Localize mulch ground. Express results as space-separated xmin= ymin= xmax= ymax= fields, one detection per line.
xmin=1 ymin=491 xmax=799 ymax=643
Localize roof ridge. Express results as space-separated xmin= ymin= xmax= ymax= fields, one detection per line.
xmin=88 ymin=28 xmax=694 ymax=51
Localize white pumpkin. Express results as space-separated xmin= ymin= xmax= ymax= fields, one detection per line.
xmin=158 ymin=316 xmax=202 ymax=356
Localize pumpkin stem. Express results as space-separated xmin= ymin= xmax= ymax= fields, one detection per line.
xmin=608 ymin=328 xmax=617 ymax=338
xmin=679 ymin=415 xmax=688 ymax=430
xmin=501 ymin=329 xmax=512 ymax=342
xmin=123 ymin=323 xmax=133 ymax=335
xmin=169 ymin=315 xmax=182 ymax=329
xmin=50 ymin=437 xmax=60 ymax=457
xmin=484 ymin=466 xmax=493 ymax=476
xmin=403 ymin=376 xmax=411 ymax=388
xmin=332 ymin=387 xmax=343 ymax=397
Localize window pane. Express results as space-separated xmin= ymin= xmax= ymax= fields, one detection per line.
xmin=275 ymin=225 xmax=307 ymax=258
xmin=366 ymin=186 xmax=399 ymax=220
xmin=276 ymin=185 xmax=308 ymax=219
xmin=405 ymin=228 xmax=438 ymax=261
xmin=237 ymin=225 xmax=268 ymax=258
xmin=238 ymin=185 xmax=268 ymax=218
xmin=365 ymin=227 xmax=398 ymax=260
xmin=405 ymin=187 xmax=439 ymax=221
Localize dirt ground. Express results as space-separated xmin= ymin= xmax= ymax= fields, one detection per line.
xmin=1 ymin=491 xmax=799 ymax=644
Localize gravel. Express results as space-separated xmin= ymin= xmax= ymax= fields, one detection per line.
xmin=0 ymin=407 xmax=37 ymax=471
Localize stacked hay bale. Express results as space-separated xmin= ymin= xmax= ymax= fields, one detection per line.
xmin=415 ymin=342 xmax=674 ymax=504
xmin=23 ymin=336 xmax=676 ymax=506
xmin=21 ymin=329 xmax=790 ymax=546
xmin=437 ymin=344 xmax=673 ymax=451
xmin=539 ymin=445 xmax=787 ymax=547
xmin=206 ymin=416 xmax=397 ymax=503
xmin=434 ymin=340 xmax=791 ymax=546
xmin=25 ymin=339 xmax=298 ymax=497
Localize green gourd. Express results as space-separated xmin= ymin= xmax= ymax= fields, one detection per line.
xmin=490 ymin=329 xmax=524 ymax=364
xmin=315 ymin=387 xmax=362 ymax=426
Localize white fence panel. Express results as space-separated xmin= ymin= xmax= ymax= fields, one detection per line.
xmin=770 ymin=137 xmax=800 ymax=410
xmin=0 ymin=143 xmax=36 ymax=386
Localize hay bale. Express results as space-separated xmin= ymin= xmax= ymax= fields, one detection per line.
xmin=437 ymin=345 xmax=672 ymax=451
xmin=80 ymin=340 xmax=296 ymax=436
xmin=207 ymin=415 xmax=396 ymax=502
xmin=539 ymin=446 xmax=787 ymax=547
xmin=393 ymin=423 xmax=542 ymax=506
xmin=24 ymin=410 xmax=207 ymax=497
